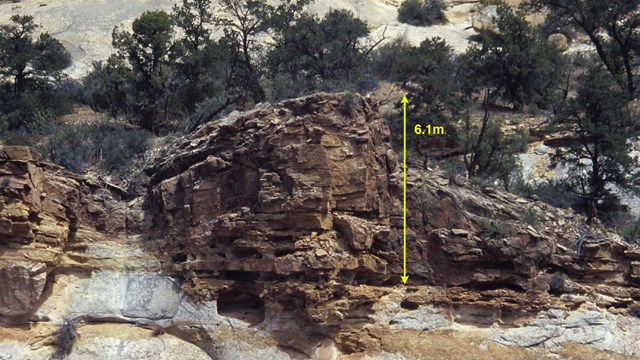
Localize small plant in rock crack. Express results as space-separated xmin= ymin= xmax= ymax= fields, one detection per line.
xmin=477 ymin=216 xmax=509 ymax=238
xmin=522 ymin=206 xmax=541 ymax=228
xmin=548 ymin=272 xmax=565 ymax=294
xmin=51 ymin=318 xmax=78 ymax=359
xmin=338 ymin=92 xmax=360 ymax=116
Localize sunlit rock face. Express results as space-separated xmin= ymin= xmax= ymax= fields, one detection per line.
xmin=3 ymin=93 xmax=640 ymax=359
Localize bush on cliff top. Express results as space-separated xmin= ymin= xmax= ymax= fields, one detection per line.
xmin=398 ymin=0 xmax=447 ymax=26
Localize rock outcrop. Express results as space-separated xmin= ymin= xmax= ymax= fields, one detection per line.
xmin=2 ymin=93 xmax=640 ymax=359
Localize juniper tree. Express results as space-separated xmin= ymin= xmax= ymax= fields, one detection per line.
xmin=558 ymin=67 xmax=640 ymax=224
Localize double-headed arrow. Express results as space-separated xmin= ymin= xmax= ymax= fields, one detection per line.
xmin=401 ymin=96 xmax=409 ymax=284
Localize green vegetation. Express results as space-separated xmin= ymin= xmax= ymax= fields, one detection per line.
xmin=86 ymin=0 xmax=374 ymax=133
xmin=397 ymin=0 xmax=447 ymax=26
xmin=391 ymin=37 xmax=460 ymax=124
xmin=266 ymin=8 xmax=373 ymax=98
xmin=0 ymin=15 xmax=72 ymax=134
xmin=460 ymin=4 xmax=564 ymax=110
xmin=43 ymin=122 xmax=151 ymax=174
xmin=616 ymin=216 xmax=640 ymax=244
xmin=526 ymin=0 xmax=640 ymax=99
xmin=556 ymin=67 xmax=639 ymax=225
xmin=512 ymin=179 xmax=580 ymax=210
xmin=455 ymin=4 xmax=560 ymax=183
xmin=110 ymin=10 xmax=175 ymax=133
xmin=390 ymin=4 xmax=558 ymax=186
xmin=459 ymin=102 xmax=528 ymax=185
xmin=477 ymin=216 xmax=510 ymax=238
xmin=522 ymin=206 xmax=541 ymax=228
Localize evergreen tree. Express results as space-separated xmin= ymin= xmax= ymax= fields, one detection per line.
xmin=558 ymin=67 xmax=640 ymax=225
xmin=266 ymin=9 xmax=371 ymax=96
xmin=0 ymin=15 xmax=71 ymax=132
xmin=463 ymin=4 xmax=563 ymax=109
xmin=526 ymin=0 xmax=640 ymax=99
xmin=112 ymin=10 xmax=175 ymax=133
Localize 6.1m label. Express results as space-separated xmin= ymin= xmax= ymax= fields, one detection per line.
xmin=414 ymin=124 xmax=445 ymax=135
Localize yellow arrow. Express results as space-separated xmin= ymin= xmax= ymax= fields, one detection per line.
xmin=401 ymin=95 xmax=409 ymax=285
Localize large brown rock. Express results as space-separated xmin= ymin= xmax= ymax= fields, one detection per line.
xmin=146 ymin=94 xmax=394 ymax=285
xmin=0 ymin=260 xmax=46 ymax=316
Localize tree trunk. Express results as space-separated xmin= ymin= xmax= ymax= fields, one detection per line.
xmin=142 ymin=107 xmax=156 ymax=134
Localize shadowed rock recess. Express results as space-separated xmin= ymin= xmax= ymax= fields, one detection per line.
xmin=3 ymin=93 xmax=640 ymax=359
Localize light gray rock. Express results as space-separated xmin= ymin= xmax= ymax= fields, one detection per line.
xmin=452 ymin=304 xmax=497 ymax=325
xmin=0 ymin=341 xmax=24 ymax=360
xmin=66 ymin=327 xmax=211 ymax=360
xmin=492 ymin=310 xmax=640 ymax=356
xmin=534 ymin=144 xmax=549 ymax=155
xmin=70 ymin=271 xmax=181 ymax=320
xmin=472 ymin=6 xmax=498 ymax=32
xmin=171 ymin=299 xmax=221 ymax=329
xmin=363 ymin=352 xmax=407 ymax=360
xmin=373 ymin=303 xmax=450 ymax=330
xmin=497 ymin=326 xmax=560 ymax=347
xmin=217 ymin=340 xmax=295 ymax=360
xmin=546 ymin=311 xmax=635 ymax=355
xmin=122 ymin=274 xmax=180 ymax=320
xmin=70 ymin=271 xmax=127 ymax=318
xmin=548 ymin=33 xmax=568 ymax=51
xmin=390 ymin=305 xmax=450 ymax=330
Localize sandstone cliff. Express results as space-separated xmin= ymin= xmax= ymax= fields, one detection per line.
xmin=2 ymin=93 xmax=640 ymax=359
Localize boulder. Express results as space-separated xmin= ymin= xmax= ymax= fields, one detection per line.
xmin=548 ymin=33 xmax=569 ymax=51
xmin=0 ymin=261 xmax=46 ymax=316
xmin=472 ymin=6 xmax=498 ymax=32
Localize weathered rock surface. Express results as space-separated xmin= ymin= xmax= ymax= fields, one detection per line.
xmin=472 ymin=5 xmax=498 ymax=32
xmin=2 ymin=93 xmax=640 ymax=359
xmin=0 ymin=260 xmax=46 ymax=316
xmin=548 ymin=33 xmax=569 ymax=51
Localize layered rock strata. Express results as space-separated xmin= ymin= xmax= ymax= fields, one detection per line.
xmin=2 ymin=93 xmax=640 ymax=359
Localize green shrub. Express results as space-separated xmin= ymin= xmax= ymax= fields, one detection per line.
xmin=0 ymin=117 xmax=29 ymax=145
xmin=266 ymin=9 xmax=371 ymax=95
xmin=511 ymin=179 xmax=580 ymax=211
xmin=477 ymin=216 xmax=508 ymax=238
xmin=338 ymin=92 xmax=360 ymax=116
xmin=2 ymin=91 xmax=63 ymax=135
xmin=43 ymin=122 xmax=151 ymax=174
xmin=263 ymin=73 xmax=310 ymax=103
xmin=613 ymin=214 xmax=640 ymax=244
xmin=46 ymin=126 xmax=89 ymax=173
xmin=459 ymin=4 xmax=565 ymax=110
xmin=522 ymin=206 xmax=541 ymax=228
xmin=372 ymin=37 xmax=414 ymax=81
xmin=93 ymin=124 xmax=151 ymax=171
xmin=440 ymin=159 xmax=465 ymax=183
xmin=398 ymin=0 xmax=447 ymax=26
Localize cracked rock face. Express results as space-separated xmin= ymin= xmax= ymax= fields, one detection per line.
xmin=0 ymin=260 xmax=46 ymax=316
xmin=146 ymin=94 xmax=395 ymax=294
xmin=3 ymin=93 xmax=640 ymax=359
